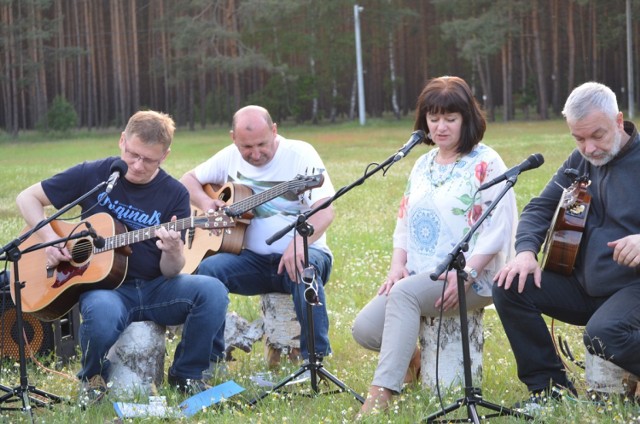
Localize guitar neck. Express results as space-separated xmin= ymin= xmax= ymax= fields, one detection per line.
xmin=226 ymin=180 xmax=303 ymax=216
xmin=96 ymin=213 xmax=230 ymax=253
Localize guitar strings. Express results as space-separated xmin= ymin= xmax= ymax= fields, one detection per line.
xmin=57 ymin=213 xmax=234 ymax=264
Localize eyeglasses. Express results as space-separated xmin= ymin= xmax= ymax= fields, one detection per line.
xmin=300 ymin=266 xmax=322 ymax=306
xmin=123 ymin=139 xmax=164 ymax=167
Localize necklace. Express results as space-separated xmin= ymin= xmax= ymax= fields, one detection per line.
xmin=428 ymin=153 xmax=461 ymax=188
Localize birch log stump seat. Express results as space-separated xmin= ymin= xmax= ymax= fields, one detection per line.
xmin=166 ymin=312 xmax=265 ymax=362
xmin=419 ymin=309 xmax=484 ymax=391
xmin=223 ymin=311 xmax=264 ymax=360
xmin=106 ymin=321 xmax=166 ymax=395
xmin=585 ymin=350 xmax=640 ymax=398
xmin=106 ymin=298 xmax=300 ymax=392
xmin=260 ymin=293 xmax=301 ymax=368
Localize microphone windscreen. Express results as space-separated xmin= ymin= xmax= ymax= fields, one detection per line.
xmin=529 ymin=153 xmax=544 ymax=168
xmin=110 ymin=158 xmax=128 ymax=175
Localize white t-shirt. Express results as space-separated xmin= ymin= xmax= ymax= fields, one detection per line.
xmin=194 ymin=135 xmax=335 ymax=256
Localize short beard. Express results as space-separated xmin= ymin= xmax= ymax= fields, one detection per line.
xmin=581 ymin=130 xmax=622 ymax=166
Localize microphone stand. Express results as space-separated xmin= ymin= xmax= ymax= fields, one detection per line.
xmin=249 ymin=214 xmax=364 ymax=405
xmin=0 ymin=180 xmax=108 ymax=418
xmin=424 ymin=175 xmax=532 ymax=423
xmin=249 ymin=147 xmax=412 ymax=406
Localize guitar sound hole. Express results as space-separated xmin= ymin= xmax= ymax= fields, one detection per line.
xmin=219 ymin=187 xmax=232 ymax=202
xmin=72 ymin=239 xmax=93 ymax=264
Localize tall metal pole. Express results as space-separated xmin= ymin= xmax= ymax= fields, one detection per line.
xmin=354 ymin=5 xmax=366 ymax=126
xmin=627 ymin=0 xmax=634 ymax=119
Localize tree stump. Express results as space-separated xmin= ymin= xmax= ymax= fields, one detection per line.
xmin=260 ymin=293 xmax=301 ymax=367
xmin=107 ymin=321 xmax=166 ymax=395
xmin=585 ymin=350 xmax=639 ymax=397
xmin=419 ymin=309 xmax=484 ymax=391
xmin=223 ymin=311 xmax=264 ymax=360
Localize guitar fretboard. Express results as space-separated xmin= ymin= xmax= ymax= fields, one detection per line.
xmin=226 ymin=178 xmax=318 ymax=216
xmin=95 ymin=212 xmax=231 ymax=253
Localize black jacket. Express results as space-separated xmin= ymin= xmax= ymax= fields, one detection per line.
xmin=516 ymin=121 xmax=640 ymax=297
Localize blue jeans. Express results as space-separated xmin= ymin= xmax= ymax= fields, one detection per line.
xmin=492 ymin=271 xmax=640 ymax=393
xmin=196 ymin=248 xmax=332 ymax=360
xmin=77 ymin=274 xmax=228 ymax=381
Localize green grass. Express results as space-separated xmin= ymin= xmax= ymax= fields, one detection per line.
xmin=1 ymin=117 xmax=639 ymax=423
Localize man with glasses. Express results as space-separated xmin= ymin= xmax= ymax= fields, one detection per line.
xmin=16 ymin=110 xmax=229 ymax=404
xmin=180 ymin=105 xmax=335 ymax=373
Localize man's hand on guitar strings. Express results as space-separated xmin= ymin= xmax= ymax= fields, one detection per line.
xmin=45 ymin=244 xmax=71 ymax=270
xmin=155 ymin=215 xmax=184 ymax=255
xmin=204 ymin=199 xmax=228 ymax=236
xmin=205 ymin=198 xmax=227 ymax=214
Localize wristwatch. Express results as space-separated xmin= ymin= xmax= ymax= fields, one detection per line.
xmin=464 ymin=266 xmax=478 ymax=282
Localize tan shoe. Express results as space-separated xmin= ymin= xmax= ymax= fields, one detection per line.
xmin=356 ymin=385 xmax=393 ymax=419
xmin=78 ymin=374 xmax=108 ymax=407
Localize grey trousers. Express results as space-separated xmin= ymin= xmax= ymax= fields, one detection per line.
xmin=352 ymin=272 xmax=492 ymax=393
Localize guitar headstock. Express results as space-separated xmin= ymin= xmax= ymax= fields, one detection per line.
xmin=560 ymin=169 xmax=591 ymax=207
xmin=291 ymin=173 xmax=324 ymax=194
xmin=193 ymin=211 xmax=235 ymax=230
xmin=563 ymin=168 xmax=590 ymax=188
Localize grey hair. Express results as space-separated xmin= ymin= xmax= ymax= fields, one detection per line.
xmin=562 ymin=82 xmax=619 ymax=122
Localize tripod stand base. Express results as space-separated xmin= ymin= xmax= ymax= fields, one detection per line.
xmin=248 ymin=360 xmax=365 ymax=406
xmin=0 ymin=383 xmax=63 ymax=411
xmin=425 ymin=387 xmax=532 ymax=423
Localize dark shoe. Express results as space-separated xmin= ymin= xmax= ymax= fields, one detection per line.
xmin=78 ymin=374 xmax=108 ymax=406
xmin=168 ymin=373 xmax=211 ymax=395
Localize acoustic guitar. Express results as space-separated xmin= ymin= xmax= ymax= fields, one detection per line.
xmin=181 ymin=173 xmax=324 ymax=274
xmin=12 ymin=211 xmax=234 ymax=321
xmin=541 ymin=177 xmax=591 ymax=276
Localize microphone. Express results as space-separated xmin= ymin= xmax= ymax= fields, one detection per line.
xmin=478 ymin=153 xmax=544 ymax=191
xmin=393 ymin=130 xmax=426 ymax=162
xmin=106 ymin=159 xmax=128 ymax=194
xmin=85 ymin=222 xmax=106 ymax=249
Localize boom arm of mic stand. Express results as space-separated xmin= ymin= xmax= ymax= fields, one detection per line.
xmin=2 ymin=231 xmax=96 ymax=262
xmin=266 ymin=151 xmax=400 ymax=245
xmin=0 ymin=181 xmax=107 ymax=262
xmin=430 ymin=176 xmax=517 ymax=281
xmin=0 ymin=228 xmax=97 ymax=263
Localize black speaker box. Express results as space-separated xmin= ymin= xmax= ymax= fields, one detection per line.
xmin=0 ymin=270 xmax=79 ymax=363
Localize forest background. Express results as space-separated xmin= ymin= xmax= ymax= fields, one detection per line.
xmin=2 ymin=0 xmax=640 ymax=421
xmin=1 ymin=0 xmax=639 ymax=136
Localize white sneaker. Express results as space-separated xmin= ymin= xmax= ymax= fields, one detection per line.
xmin=249 ymin=370 xmax=311 ymax=388
xmin=286 ymin=370 xmax=311 ymax=385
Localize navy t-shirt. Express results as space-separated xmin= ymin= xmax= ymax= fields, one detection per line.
xmin=41 ymin=156 xmax=190 ymax=280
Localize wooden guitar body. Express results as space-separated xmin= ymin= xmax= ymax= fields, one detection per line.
xmin=181 ymin=174 xmax=324 ymax=274
xmin=11 ymin=213 xmax=127 ymax=321
xmin=541 ymin=179 xmax=591 ymax=276
xmin=182 ymin=183 xmax=252 ymax=274
xmin=12 ymin=211 xmax=234 ymax=321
